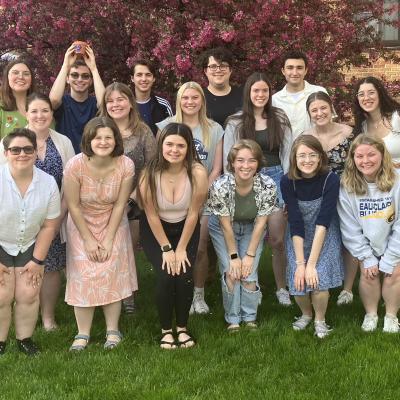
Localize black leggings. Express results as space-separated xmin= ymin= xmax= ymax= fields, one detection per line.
xmin=140 ymin=214 xmax=200 ymax=330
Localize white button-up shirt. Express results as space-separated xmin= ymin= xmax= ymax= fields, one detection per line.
xmin=0 ymin=164 xmax=60 ymax=256
xmin=272 ymin=81 xmax=328 ymax=139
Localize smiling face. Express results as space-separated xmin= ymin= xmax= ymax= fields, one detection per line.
xmin=353 ymin=143 xmax=383 ymax=182
xmin=162 ymin=134 xmax=188 ymax=164
xmin=180 ymin=88 xmax=202 ymax=117
xmin=105 ymin=90 xmax=131 ymax=121
xmin=308 ymin=99 xmax=332 ymax=127
xmin=250 ymin=80 xmax=269 ymax=110
xmin=8 ymin=63 xmax=32 ymax=94
xmin=26 ymin=99 xmax=53 ymax=132
xmin=67 ymin=65 xmax=92 ymax=94
xmin=90 ymin=127 xmax=116 ymax=157
xmin=232 ymin=148 xmax=258 ymax=182
xmin=204 ymin=56 xmax=232 ymax=90
xmin=357 ymin=83 xmax=380 ymax=114
xmin=5 ymin=136 xmax=37 ymax=172
xmin=296 ymin=144 xmax=320 ymax=178
xmin=132 ymin=64 xmax=155 ymax=96
xmin=282 ymin=58 xmax=307 ymax=89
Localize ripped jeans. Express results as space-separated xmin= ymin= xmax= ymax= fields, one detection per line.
xmin=208 ymin=215 xmax=264 ymax=324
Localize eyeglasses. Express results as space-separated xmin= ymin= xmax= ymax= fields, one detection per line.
xmin=357 ymin=90 xmax=377 ymax=99
xmin=296 ymin=153 xmax=319 ymax=160
xmin=69 ymin=72 xmax=91 ymax=80
xmin=207 ymin=63 xmax=230 ymax=72
xmin=7 ymin=146 xmax=35 ymax=155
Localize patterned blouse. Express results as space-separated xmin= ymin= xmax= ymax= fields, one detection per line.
xmin=206 ymin=172 xmax=278 ymax=220
xmin=326 ymin=133 xmax=354 ymax=176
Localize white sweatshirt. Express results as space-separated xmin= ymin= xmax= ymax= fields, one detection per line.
xmin=338 ymin=174 xmax=400 ymax=274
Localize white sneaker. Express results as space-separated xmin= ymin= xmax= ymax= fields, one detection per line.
xmin=383 ymin=314 xmax=399 ymax=333
xmin=314 ymin=320 xmax=332 ymax=339
xmin=191 ymin=292 xmax=210 ymax=314
xmin=337 ymin=290 xmax=354 ymax=306
xmin=276 ymin=288 xmax=292 ymax=306
xmin=292 ymin=315 xmax=312 ymax=331
xmin=361 ymin=314 xmax=378 ymax=332
xmin=189 ymin=303 xmax=195 ymax=315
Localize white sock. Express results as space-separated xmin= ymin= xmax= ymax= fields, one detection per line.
xmin=194 ymin=287 xmax=204 ymax=296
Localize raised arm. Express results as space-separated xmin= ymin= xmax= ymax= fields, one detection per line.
xmin=84 ymin=46 xmax=105 ymax=107
xmin=49 ymin=44 xmax=77 ymax=110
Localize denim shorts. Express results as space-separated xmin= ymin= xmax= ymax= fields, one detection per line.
xmin=0 ymin=243 xmax=35 ymax=268
xmin=261 ymin=165 xmax=284 ymax=208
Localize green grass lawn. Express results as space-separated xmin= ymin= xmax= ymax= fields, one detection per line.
xmin=1 ymin=250 xmax=400 ymax=400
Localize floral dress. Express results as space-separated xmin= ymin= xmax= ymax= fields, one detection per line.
xmin=326 ymin=133 xmax=354 ymax=176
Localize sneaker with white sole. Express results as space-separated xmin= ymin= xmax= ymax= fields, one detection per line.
xmin=361 ymin=313 xmax=378 ymax=332
xmin=383 ymin=314 xmax=399 ymax=333
xmin=191 ymin=292 xmax=210 ymax=314
xmin=292 ymin=315 xmax=312 ymax=331
xmin=337 ymin=290 xmax=353 ymax=306
xmin=314 ymin=321 xmax=332 ymax=339
xmin=276 ymin=288 xmax=292 ymax=306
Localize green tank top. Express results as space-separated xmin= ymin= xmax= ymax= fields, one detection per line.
xmin=234 ymin=189 xmax=257 ymax=221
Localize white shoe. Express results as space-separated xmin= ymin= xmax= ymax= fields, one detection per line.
xmin=189 ymin=303 xmax=195 ymax=315
xmin=314 ymin=320 xmax=332 ymax=339
xmin=383 ymin=314 xmax=399 ymax=333
xmin=361 ymin=314 xmax=378 ymax=332
xmin=191 ymin=292 xmax=210 ymax=314
xmin=292 ymin=315 xmax=312 ymax=331
xmin=276 ymin=288 xmax=291 ymax=306
xmin=337 ymin=290 xmax=353 ymax=306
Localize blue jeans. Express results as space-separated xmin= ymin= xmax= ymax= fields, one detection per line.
xmin=261 ymin=165 xmax=284 ymax=208
xmin=208 ymin=215 xmax=264 ymax=324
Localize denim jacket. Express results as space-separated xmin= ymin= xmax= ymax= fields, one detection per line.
xmin=206 ymin=172 xmax=278 ymax=220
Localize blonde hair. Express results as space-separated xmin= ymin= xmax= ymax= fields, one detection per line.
xmin=341 ymin=134 xmax=396 ymax=195
xmin=175 ymin=81 xmax=212 ymax=149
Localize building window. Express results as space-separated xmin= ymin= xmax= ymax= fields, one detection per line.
xmin=381 ymin=0 xmax=400 ymax=47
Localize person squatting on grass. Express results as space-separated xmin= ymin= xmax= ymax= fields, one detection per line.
xmin=63 ymin=116 xmax=137 ymax=351
xmin=338 ymin=135 xmax=400 ymax=333
xmin=138 ymin=122 xmax=208 ymax=349
xmin=207 ymin=139 xmax=277 ymax=331
xmin=0 ymin=128 xmax=60 ymax=356
xmin=303 ymin=91 xmax=357 ymax=306
xmin=157 ymin=82 xmax=224 ymax=316
xmin=223 ymin=72 xmax=293 ymax=307
xmin=281 ymin=135 xmax=344 ymax=338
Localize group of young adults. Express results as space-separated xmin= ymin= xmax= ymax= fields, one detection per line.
xmin=1 ymin=44 xmax=400 ymax=356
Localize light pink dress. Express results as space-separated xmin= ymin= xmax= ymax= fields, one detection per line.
xmin=64 ymin=154 xmax=137 ymax=307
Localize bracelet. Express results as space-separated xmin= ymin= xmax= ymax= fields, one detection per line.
xmin=295 ymin=260 xmax=306 ymax=265
xmin=246 ymin=252 xmax=255 ymax=258
xmin=31 ymin=256 xmax=45 ymax=266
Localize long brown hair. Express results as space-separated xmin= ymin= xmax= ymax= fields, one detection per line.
xmin=137 ymin=122 xmax=201 ymax=211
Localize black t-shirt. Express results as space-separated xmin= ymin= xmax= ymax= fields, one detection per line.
xmin=204 ymin=86 xmax=243 ymax=127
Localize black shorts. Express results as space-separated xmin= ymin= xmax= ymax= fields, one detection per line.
xmin=0 ymin=243 xmax=35 ymax=268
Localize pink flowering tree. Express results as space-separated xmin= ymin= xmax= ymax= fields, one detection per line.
xmin=0 ymin=0 xmax=396 ymax=117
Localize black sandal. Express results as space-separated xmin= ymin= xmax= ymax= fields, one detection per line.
xmin=160 ymin=331 xmax=176 ymax=350
xmin=177 ymin=330 xmax=196 ymax=348
xmin=0 ymin=341 xmax=6 ymax=355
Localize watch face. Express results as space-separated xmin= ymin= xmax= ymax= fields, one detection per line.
xmin=230 ymin=253 xmax=238 ymax=260
xmin=162 ymin=244 xmax=172 ymax=252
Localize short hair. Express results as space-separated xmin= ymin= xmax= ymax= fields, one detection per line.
xmin=3 ymin=128 xmax=37 ymax=150
xmin=132 ymin=59 xmax=156 ymax=76
xmin=288 ymin=135 xmax=329 ymax=180
xmin=306 ymin=91 xmax=334 ymax=118
xmin=281 ymin=50 xmax=308 ymax=68
xmin=200 ymin=47 xmax=234 ymax=69
xmin=80 ymin=116 xmax=124 ymax=157
xmin=226 ymin=139 xmax=265 ymax=173
xmin=0 ymin=59 xmax=36 ymax=111
xmin=342 ymin=134 xmax=395 ymax=195
xmin=26 ymin=92 xmax=53 ymax=112
xmin=69 ymin=59 xmax=92 ymax=76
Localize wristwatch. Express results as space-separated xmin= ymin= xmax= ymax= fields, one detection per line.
xmin=161 ymin=244 xmax=173 ymax=252
xmin=230 ymin=253 xmax=238 ymax=260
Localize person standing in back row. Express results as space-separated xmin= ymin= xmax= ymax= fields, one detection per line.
xmin=272 ymin=51 xmax=329 ymax=139
xmin=200 ymin=47 xmax=243 ymax=128
xmin=131 ymin=59 xmax=173 ymax=136
xmin=50 ymin=43 xmax=105 ymax=153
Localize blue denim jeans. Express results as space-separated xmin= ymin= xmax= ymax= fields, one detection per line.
xmin=261 ymin=165 xmax=284 ymax=208
xmin=208 ymin=215 xmax=264 ymax=324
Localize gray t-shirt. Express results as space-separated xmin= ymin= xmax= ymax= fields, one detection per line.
xmin=156 ymin=118 xmax=223 ymax=174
